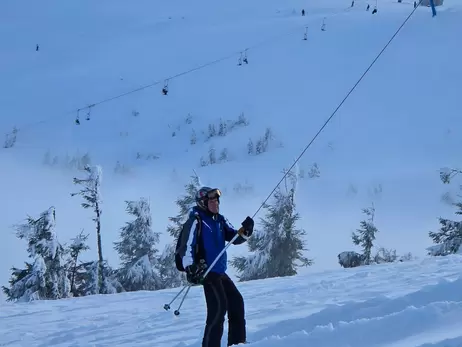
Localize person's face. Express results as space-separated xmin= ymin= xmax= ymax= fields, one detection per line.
xmin=207 ymin=197 xmax=219 ymax=214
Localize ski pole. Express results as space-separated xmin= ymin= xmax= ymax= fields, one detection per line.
xmin=163 ymin=284 xmax=189 ymax=311
xmin=201 ymin=227 xmax=248 ymax=279
xmin=167 ymin=228 xmax=247 ymax=315
xmin=173 ymin=284 xmax=192 ymax=316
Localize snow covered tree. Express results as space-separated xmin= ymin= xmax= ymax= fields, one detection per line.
xmin=236 ymin=112 xmax=249 ymax=126
xmin=247 ymin=139 xmax=254 ymax=155
xmin=373 ymin=247 xmax=397 ymax=264
xmin=199 ymin=156 xmax=208 ymax=167
xmin=3 ymin=126 xmax=18 ymax=148
xmin=308 ymin=163 xmax=320 ymax=179
xmin=219 ymin=148 xmax=229 ymax=162
xmin=399 ymin=252 xmax=414 ymax=262
xmin=74 ymin=260 xmax=122 ymax=296
xmin=428 ymin=167 xmax=462 ymax=256
xmin=114 ymin=198 xmax=161 ymax=291
xmin=439 ymin=167 xmax=462 ymax=184
xmin=352 ymin=205 xmax=378 ymax=265
xmin=232 ymin=167 xmax=313 ymax=281
xmin=66 ymin=230 xmax=90 ymax=297
xmin=218 ymin=119 xmax=228 ymax=136
xmin=208 ymin=123 xmax=217 ymax=139
xmin=337 ymin=251 xmax=364 ymax=268
xmin=2 ymin=207 xmax=70 ymax=302
xmin=101 ymin=262 xmax=124 ymax=294
xmin=157 ymin=174 xmax=201 ymax=288
xmin=428 ymin=207 xmax=462 ymax=256
xmin=209 ymin=146 xmax=216 ymax=164
xmin=71 ymin=165 xmax=106 ymax=293
xmin=190 ymin=129 xmax=197 ymax=145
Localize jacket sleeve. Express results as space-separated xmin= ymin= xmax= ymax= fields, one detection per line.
xmin=179 ymin=214 xmax=200 ymax=268
xmin=222 ymin=216 xmax=246 ymax=245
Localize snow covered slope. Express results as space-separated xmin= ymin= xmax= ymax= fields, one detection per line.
xmin=1 ymin=256 xmax=462 ymax=347
xmin=1 ymin=0 xmax=462 ymax=300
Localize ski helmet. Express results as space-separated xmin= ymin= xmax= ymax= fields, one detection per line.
xmin=196 ymin=186 xmax=221 ymax=211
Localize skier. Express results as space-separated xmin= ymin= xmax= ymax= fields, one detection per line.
xmin=175 ymin=187 xmax=254 ymax=347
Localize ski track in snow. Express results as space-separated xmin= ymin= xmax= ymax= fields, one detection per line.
xmin=1 ymin=256 xmax=462 ymax=347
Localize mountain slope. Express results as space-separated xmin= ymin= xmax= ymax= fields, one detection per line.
xmin=1 ymin=0 xmax=461 ymax=300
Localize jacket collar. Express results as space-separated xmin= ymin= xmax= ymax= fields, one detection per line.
xmin=194 ymin=206 xmax=219 ymax=220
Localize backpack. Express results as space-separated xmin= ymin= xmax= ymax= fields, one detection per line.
xmin=174 ymin=213 xmax=203 ymax=272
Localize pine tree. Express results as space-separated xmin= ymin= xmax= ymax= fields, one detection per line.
xmin=255 ymin=139 xmax=264 ymax=154
xmin=427 ymin=167 xmax=462 ymax=256
xmin=218 ymin=119 xmax=227 ymax=136
xmin=3 ymin=126 xmax=18 ymax=148
xmin=428 ymin=202 xmax=462 ymax=256
xmin=71 ymin=165 xmax=106 ymax=293
xmin=352 ymin=205 xmax=378 ymax=265
xmin=2 ymin=207 xmax=70 ymax=301
xmin=219 ymin=148 xmax=229 ymax=162
xmin=74 ymin=260 xmax=123 ymax=296
xmin=209 ymin=146 xmax=216 ymax=164
xmin=232 ymin=167 xmax=313 ymax=281
xmin=66 ymin=230 xmax=90 ymax=297
xmin=157 ymin=174 xmax=201 ymax=288
xmin=208 ymin=123 xmax=217 ymax=139
xmin=77 ymin=261 xmax=99 ymax=296
xmin=114 ymin=198 xmax=161 ymax=291
xmin=247 ymin=139 xmax=254 ymax=155
xmin=190 ymin=129 xmax=197 ymax=145
xmin=237 ymin=112 xmax=249 ymax=126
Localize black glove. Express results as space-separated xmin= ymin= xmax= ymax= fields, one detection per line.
xmin=241 ymin=216 xmax=254 ymax=237
xmin=185 ymin=262 xmax=207 ymax=285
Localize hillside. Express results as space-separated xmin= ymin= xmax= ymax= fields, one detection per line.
xmin=1 ymin=256 xmax=462 ymax=346
xmin=1 ymin=0 xmax=462 ymax=302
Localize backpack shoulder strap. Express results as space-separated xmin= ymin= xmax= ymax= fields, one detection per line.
xmin=194 ymin=213 xmax=203 ymax=263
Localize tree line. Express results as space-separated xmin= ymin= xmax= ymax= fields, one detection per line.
xmin=3 ymin=165 xmax=460 ymax=302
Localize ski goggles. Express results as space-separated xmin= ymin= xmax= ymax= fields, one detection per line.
xmin=204 ymin=188 xmax=221 ymax=200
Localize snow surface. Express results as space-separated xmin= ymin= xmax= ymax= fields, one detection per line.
xmin=1 ymin=256 xmax=462 ymax=346
xmin=1 ymin=0 xmax=462 ymax=310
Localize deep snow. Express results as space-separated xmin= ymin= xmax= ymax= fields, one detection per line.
xmin=1 ymin=256 xmax=462 ymax=346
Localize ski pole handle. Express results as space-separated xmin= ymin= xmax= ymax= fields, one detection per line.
xmin=237 ymin=226 xmax=250 ymax=240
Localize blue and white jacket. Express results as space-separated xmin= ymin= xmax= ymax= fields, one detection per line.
xmin=179 ymin=207 xmax=246 ymax=274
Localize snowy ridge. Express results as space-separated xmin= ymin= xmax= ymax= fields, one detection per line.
xmin=1 ymin=256 xmax=462 ymax=347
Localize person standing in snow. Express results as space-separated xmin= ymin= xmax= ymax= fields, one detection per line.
xmin=175 ymin=187 xmax=254 ymax=347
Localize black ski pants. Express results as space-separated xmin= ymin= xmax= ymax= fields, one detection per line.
xmin=201 ymin=272 xmax=246 ymax=347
